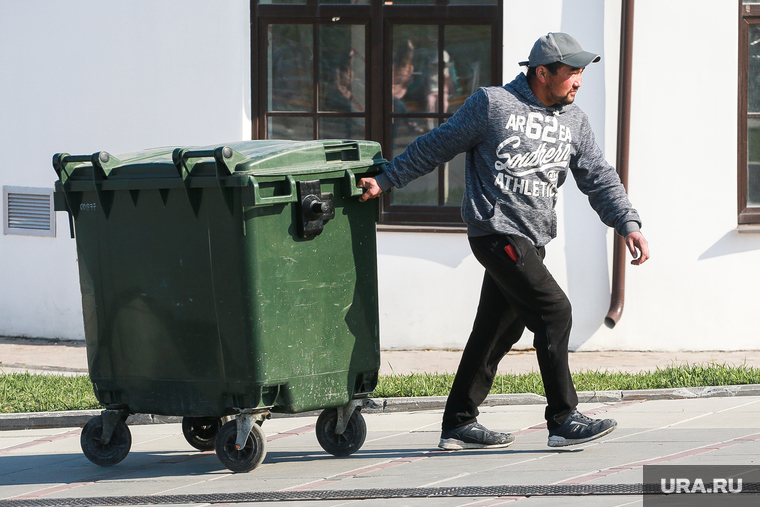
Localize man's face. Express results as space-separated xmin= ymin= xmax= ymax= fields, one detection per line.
xmin=542 ymin=64 xmax=584 ymax=106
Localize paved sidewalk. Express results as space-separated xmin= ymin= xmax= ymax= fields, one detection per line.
xmin=3 ymin=337 xmax=760 ymax=505
xmin=2 ymin=396 xmax=760 ymax=506
xmin=2 ymin=336 xmax=759 ymax=376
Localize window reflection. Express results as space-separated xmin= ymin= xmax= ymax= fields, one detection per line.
xmin=748 ymin=119 xmax=760 ymax=206
xmin=268 ymin=25 xmax=313 ymax=112
xmin=445 ymin=25 xmax=491 ymax=113
xmin=267 ymin=116 xmax=313 ymax=140
xmin=319 ymin=25 xmax=365 ymax=113
xmin=749 ymin=25 xmax=760 ymax=113
xmin=392 ymin=26 xmax=437 ymax=114
xmin=319 ymin=118 xmax=365 ymax=140
xmin=390 ymin=24 xmax=490 ymax=206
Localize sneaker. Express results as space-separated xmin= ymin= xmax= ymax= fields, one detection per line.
xmin=438 ymin=422 xmax=515 ymax=450
xmin=547 ymin=410 xmax=617 ymax=447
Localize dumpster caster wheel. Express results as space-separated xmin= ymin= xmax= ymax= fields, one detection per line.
xmin=316 ymin=408 xmax=366 ymax=457
xmin=80 ymin=415 xmax=132 ymax=467
xmin=215 ymin=420 xmax=266 ymax=472
xmin=182 ymin=416 xmax=223 ymax=451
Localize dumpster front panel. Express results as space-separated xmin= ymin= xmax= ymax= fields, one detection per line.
xmin=73 ymin=183 xmax=259 ymax=415
xmin=242 ymin=174 xmax=380 ymax=413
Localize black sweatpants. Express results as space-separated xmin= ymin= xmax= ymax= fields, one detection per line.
xmin=442 ymin=234 xmax=578 ymax=432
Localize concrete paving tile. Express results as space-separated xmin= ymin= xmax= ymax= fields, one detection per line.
xmin=710 ymin=441 xmax=760 ymax=455
xmin=1 ymin=485 xmax=65 ymax=501
xmin=424 ymin=470 xmax=573 ymax=487
xmin=305 ymin=473 xmax=443 ymax=490
xmin=604 ymin=427 xmax=741 ymax=442
xmin=0 ymin=427 xmax=77 ymax=438
xmin=508 ymin=498 xmax=644 ymax=507
xmin=0 ymin=434 xmax=82 ymax=457
xmin=581 ymin=468 xmax=644 ymax=485
xmin=665 ymin=455 xmax=759 ymax=466
xmin=615 ymin=397 xmax=757 ymax=416
xmin=674 ymin=416 xmax=760 ymax=429
xmin=1 ymin=454 xmax=95 ymax=485
xmin=363 ymin=412 xmax=444 ymax=432
xmin=0 ymin=436 xmax=57 ymax=452
xmin=248 ymin=499 xmax=516 ymax=507
xmin=1 ymin=398 xmax=758 ymax=505
xmin=183 ymin=475 xmax=307 ymax=493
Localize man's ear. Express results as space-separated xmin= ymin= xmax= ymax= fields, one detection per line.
xmin=536 ymin=65 xmax=547 ymax=83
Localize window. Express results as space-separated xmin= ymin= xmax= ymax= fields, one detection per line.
xmin=739 ymin=1 xmax=760 ymax=225
xmin=252 ymin=0 xmax=502 ymax=226
xmin=3 ymin=186 xmax=56 ymax=237
xmin=265 ymin=23 xmax=367 ymax=141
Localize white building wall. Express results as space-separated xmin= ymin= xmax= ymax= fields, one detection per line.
xmin=612 ymin=0 xmax=759 ymax=350
xmin=2 ymin=1 xmax=757 ymax=351
xmin=0 ymin=0 xmax=251 ymax=340
xmin=380 ymin=0 xmax=760 ymax=351
xmin=380 ymin=0 xmax=621 ymax=350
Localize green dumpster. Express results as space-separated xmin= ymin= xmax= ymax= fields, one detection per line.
xmin=53 ymin=140 xmax=385 ymax=472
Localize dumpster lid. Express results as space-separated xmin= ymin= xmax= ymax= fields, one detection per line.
xmin=54 ymin=140 xmax=384 ymax=184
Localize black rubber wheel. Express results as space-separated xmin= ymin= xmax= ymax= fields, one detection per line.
xmin=214 ymin=419 xmax=267 ymax=473
xmin=182 ymin=416 xmax=222 ymax=451
xmin=315 ymin=408 xmax=366 ymax=457
xmin=80 ymin=415 xmax=132 ymax=467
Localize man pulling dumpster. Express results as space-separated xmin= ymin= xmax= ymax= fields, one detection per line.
xmin=358 ymin=32 xmax=650 ymax=449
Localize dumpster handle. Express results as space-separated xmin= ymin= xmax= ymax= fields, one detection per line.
xmin=172 ymin=146 xmax=246 ymax=179
xmin=249 ymin=175 xmax=297 ymax=206
xmin=53 ymin=151 xmax=121 ymax=184
xmin=344 ymin=169 xmax=365 ymax=198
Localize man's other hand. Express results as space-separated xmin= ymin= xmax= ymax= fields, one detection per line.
xmin=625 ymin=231 xmax=650 ymax=266
xmin=358 ymin=177 xmax=383 ymax=202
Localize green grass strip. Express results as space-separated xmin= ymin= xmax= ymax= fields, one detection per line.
xmin=0 ymin=373 xmax=100 ymax=414
xmin=2 ymin=363 xmax=759 ymax=414
xmin=373 ymin=363 xmax=760 ymax=398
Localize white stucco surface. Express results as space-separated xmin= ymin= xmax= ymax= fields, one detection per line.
xmin=0 ymin=0 xmax=251 ymax=339
xmin=1 ymin=0 xmax=757 ymax=351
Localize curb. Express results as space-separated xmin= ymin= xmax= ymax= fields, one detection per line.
xmin=2 ymin=384 xmax=760 ymax=431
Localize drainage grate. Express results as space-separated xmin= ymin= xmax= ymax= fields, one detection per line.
xmin=2 ymin=484 xmax=760 ymax=506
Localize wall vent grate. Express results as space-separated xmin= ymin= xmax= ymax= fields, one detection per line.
xmin=3 ymin=186 xmax=56 ymax=237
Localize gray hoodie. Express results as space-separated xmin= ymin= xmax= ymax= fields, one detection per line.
xmin=376 ymin=73 xmax=641 ymax=247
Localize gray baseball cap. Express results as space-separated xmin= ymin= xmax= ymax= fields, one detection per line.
xmin=518 ymin=32 xmax=601 ymax=68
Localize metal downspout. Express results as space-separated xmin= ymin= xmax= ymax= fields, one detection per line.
xmin=605 ymin=0 xmax=635 ymax=328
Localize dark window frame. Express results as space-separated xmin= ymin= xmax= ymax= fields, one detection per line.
xmin=739 ymin=1 xmax=760 ymax=225
xmin=251 ymin=0 xmax=502 ymax=227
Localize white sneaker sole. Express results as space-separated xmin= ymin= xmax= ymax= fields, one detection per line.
xmin=547 ymin=425 xmax=617 ymax=447
xmin=438 ymin=438 xmax=515 ymax=450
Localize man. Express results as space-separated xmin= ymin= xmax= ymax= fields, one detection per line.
xmin=358 ymin=33 xmax=650 ymax=449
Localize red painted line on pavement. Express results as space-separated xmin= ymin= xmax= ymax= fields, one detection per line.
xmin=12 ymin=482 xmax=92 ymax=500
xmin=285 ymin=453 xmax=433 ymax=491
xmin=557 ymin=431 xmax=760 ymax=485
xmin=266 ymin=424 xmax=316 ymax=442
xmin=0 ymin=428 xmax=81 ymax=455
xmin=7 ymin=449 xmax=214 ymax=500
xmin=287 ymin=479 xmax=341 ymax=491
xmin=466 ymin=497 xmax=526 ymax=506
xmin=283 ymin=399 xmax=645 ymax=493
xmin=335 ymin=455 xmax=428 ymax=477
xmin=8 ymin=421 xmax=317 ymax=499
